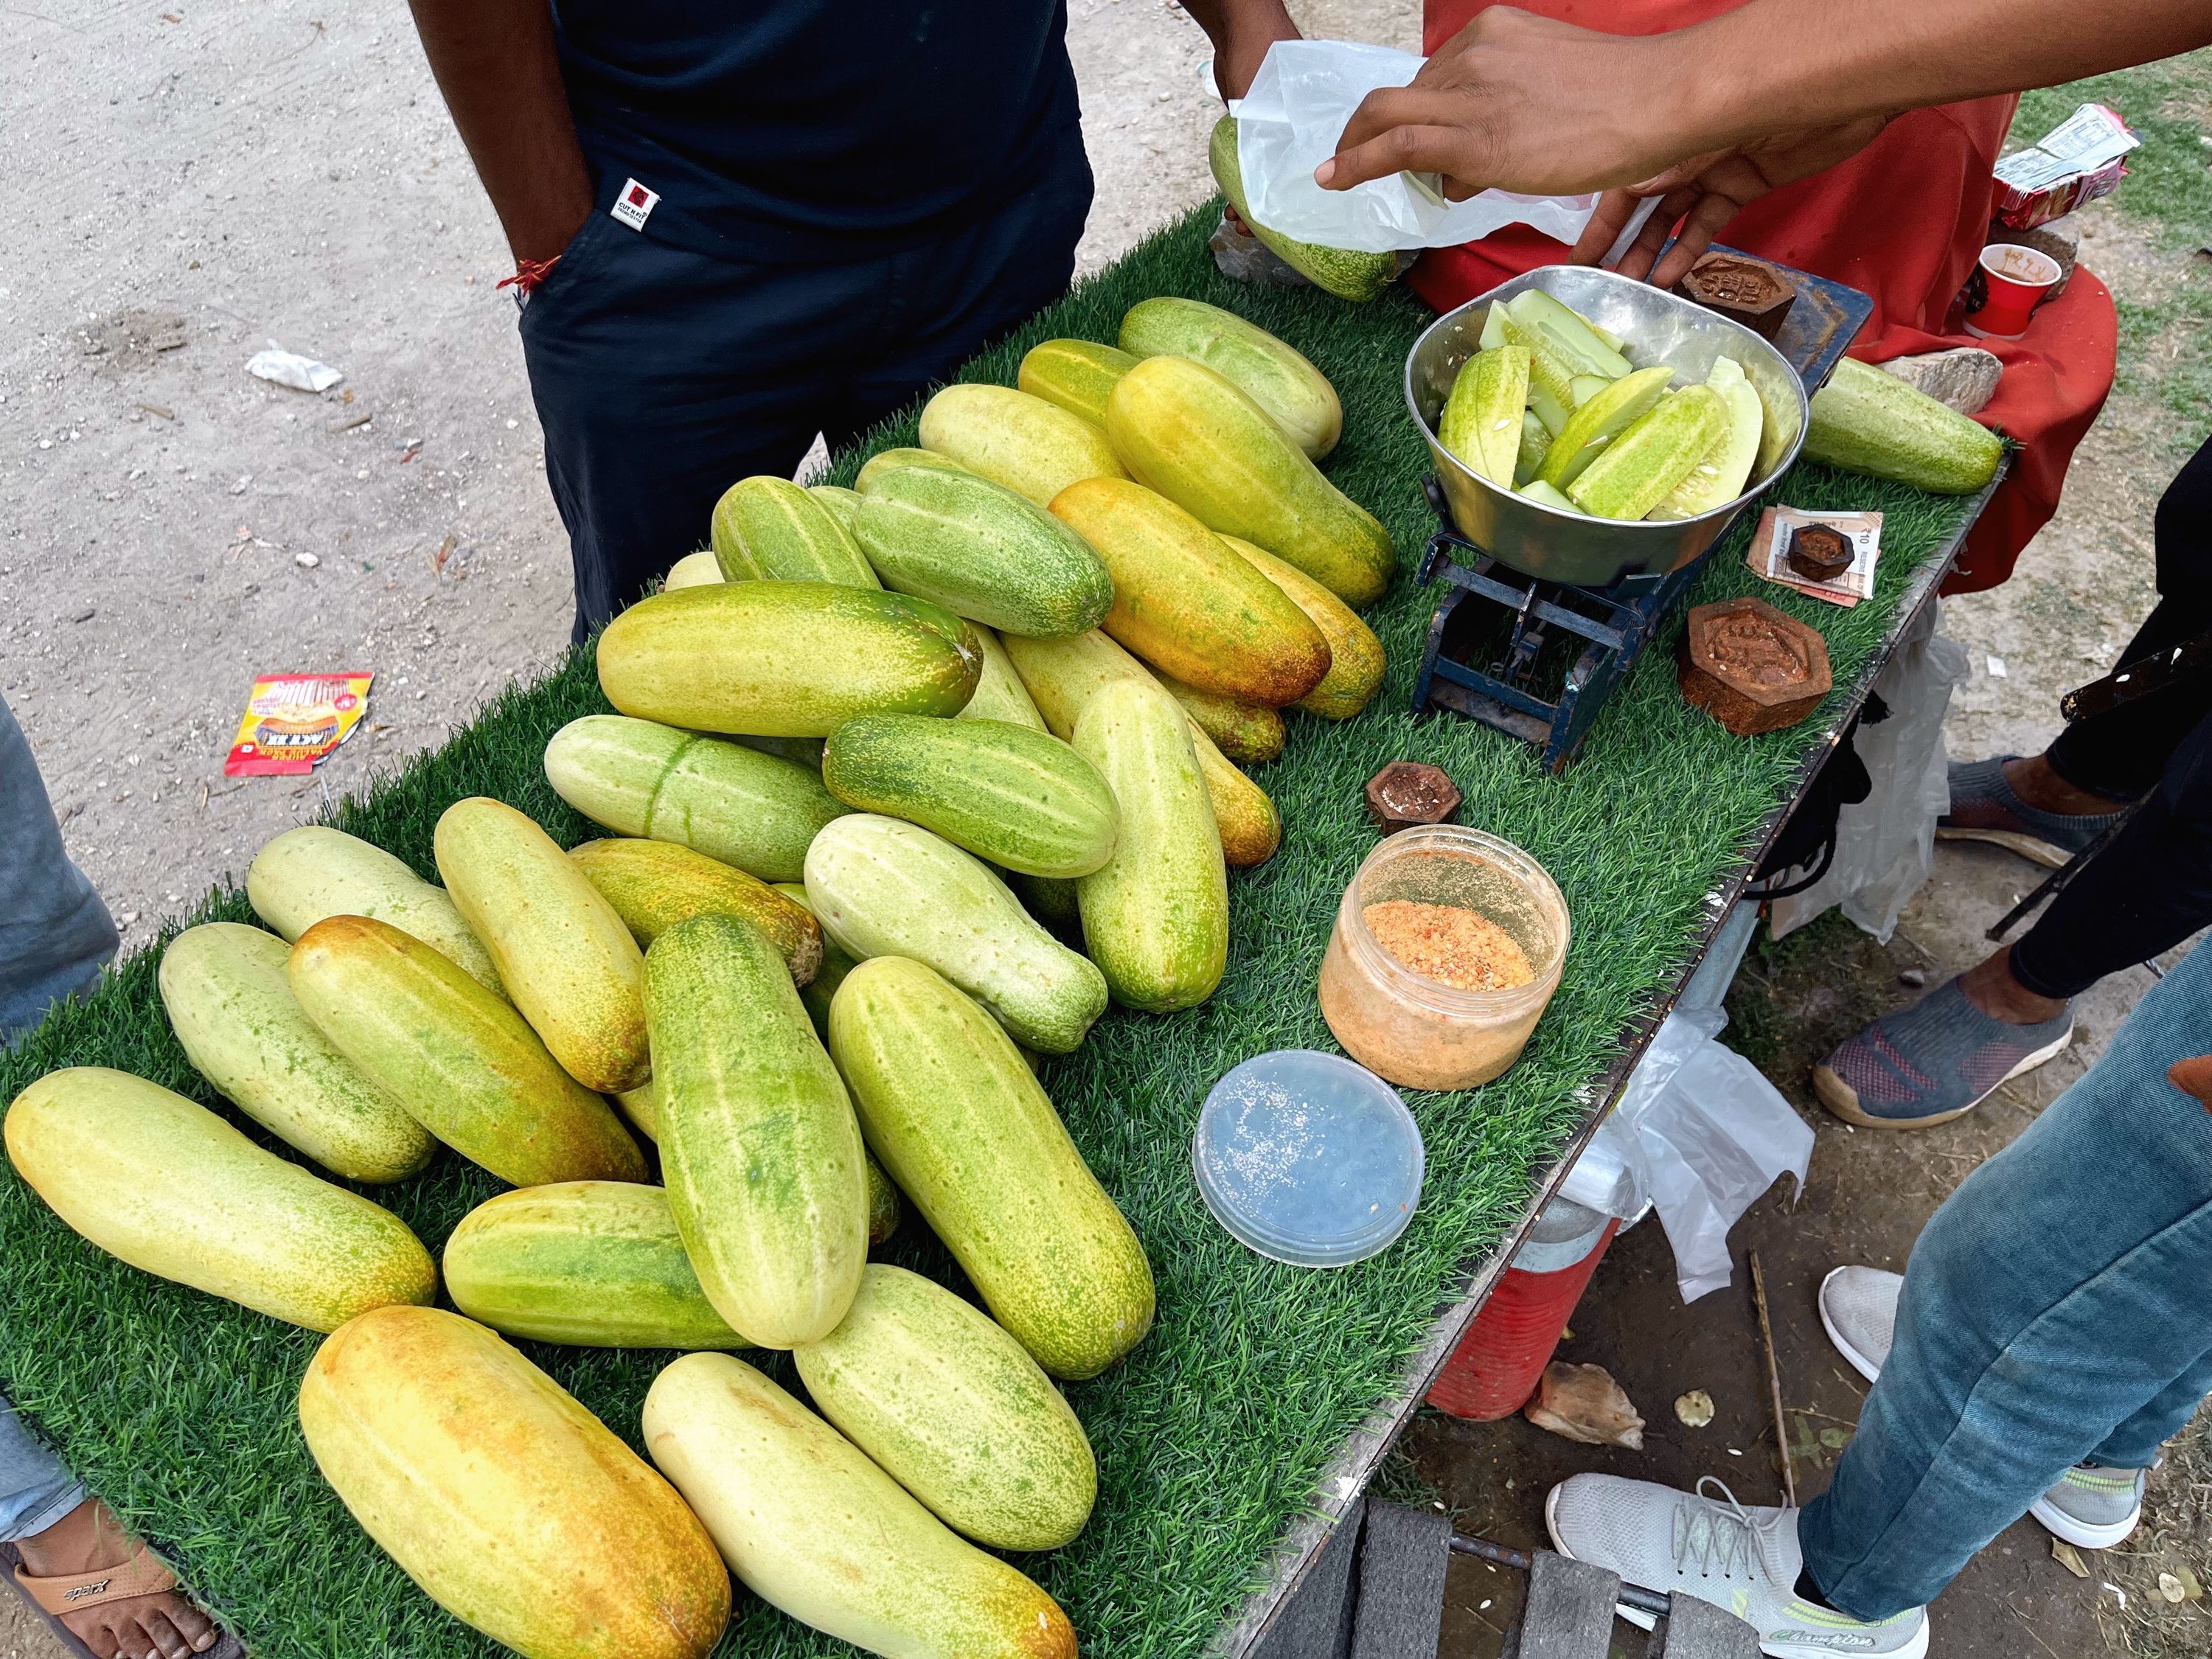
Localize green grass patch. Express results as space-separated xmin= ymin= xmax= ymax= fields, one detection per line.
xmin=0 ymin=205 xmax=1975 ymax=1658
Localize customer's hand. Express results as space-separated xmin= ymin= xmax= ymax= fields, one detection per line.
xmin=1566 ymin=119 xmax=1889 ymax=287
xmin=2170 ymin=1055 xmax=2212 ymax=1109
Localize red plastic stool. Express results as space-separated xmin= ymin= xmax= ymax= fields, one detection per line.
xmin=1427 ymin=1198 xmax=1621 ymax=1421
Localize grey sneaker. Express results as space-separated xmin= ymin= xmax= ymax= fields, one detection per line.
xmin=1545 ymin=1473 xmax=1930 ymax=1658
xmin=1937 ymin=756 xmax=2125 ymax=870
xmin=1813 ymin=977 xmax=2072 ymax=1128
xmin=1818 ymin=1266 xmax=1899 ymax=1383
xmin=1817 ymin=1265 xmax=2146 ymax=1550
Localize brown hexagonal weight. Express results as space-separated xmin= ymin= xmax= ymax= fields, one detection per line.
xmin=1786 ymin=522 xmax=1854 ymax=582
xmin=1678 ymin=597 xmax=1833 ymax=736
xmin=1674 ymin=251 xmax=1798 ymax=341
xmin=1365 ymin=762 xmax=1462 ymax=835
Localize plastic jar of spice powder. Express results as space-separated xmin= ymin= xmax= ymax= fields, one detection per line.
xmin=1318 ymin=825 xmax=1569 ymax=1091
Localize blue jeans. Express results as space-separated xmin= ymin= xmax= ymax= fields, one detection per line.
xmin=518 ymin=130 xmax=1093 ymax=640
xmin=1800 ymin=943 xmax=2212 ymax=1618
xmin=1 ymin=695 xmax=117 ymax=1043
xmin=0 ymin=1398 xmax=84 ymax=1543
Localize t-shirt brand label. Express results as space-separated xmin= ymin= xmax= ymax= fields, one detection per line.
xmin=610 ymin=179 xmax=660 ymax=231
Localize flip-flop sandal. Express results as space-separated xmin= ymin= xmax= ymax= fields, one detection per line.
xmin=2 ymin=1537 xmax=240 ymax=1659
xmin=1935 ymin=755 xmax=2126 ymax=871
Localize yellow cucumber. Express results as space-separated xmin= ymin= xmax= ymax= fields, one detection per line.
xmin=1220 ymin=535 xmax=1385 ymax=720
xmin=854 ymin=462 xmax=1115 ymax=639
xmin=1157 ymin=673 xmax=1284 ymax=765
xmin=821 ymin=714 xmax=1120 ymax=880
xmin=1535 ymin=365 xmax=1676 ymax=489
xmin=544 ymin=714 xmax=846 ymax=886
xmin=1569 ymin=385 xmax=1728 ymax=521
xmin=662 ymin=550 xmax=723 ymax=591
xmin=644 ymin=914 xmax=869 ymax=1348
xmin=1018 ymin=338 xmax=1138 ymax=428
xmin=827 ymin=956 xmax=1155 ymax=1378
xmin=597 ymin=581 xmax=983 ymax=737
xmin=1119 ymin=296 xmax=1343 ymax=459
xmin=288 ymin=915 xmax=646 ymax=1186
xmin=301 ymin=1306 xmax=730 ymax=1659
xmin=771 ymin=883 xmax=860 ymax=1045
xmin=1804 ymin=355 xmax=2003 ymax=494
xmin=917 ymin=383 xmax=1127 ymax=506
xmin=1105 ymin=353 xmax=1395 ymax=607
xmin=853 ymin=445 xmax=970 ymax=493
xmin=1439 ymin=346 xmax=1531 ymax=486
xmin=568 ymin=836 xmax=821 ymax=982
xmin=959 ymin=626 xmax=1048 ymax=731
xmin=644 ymin=1353 xmax=1076 ymax=1658
xmin=445 ymin=1181 xmax=745 ymax=1350
xmin=158 ymin=922 xmax=434 ymax=1183
xmin=1048 ymin=476 xmax=1332 ymax=707
xmin=5 ymin=1067 xmax=435 ymax=1332
xmin=801 ymin=814 xmax=1107 ymax=1052
xmin=1652 ymin=356 xmax=1764 ymax=519
xmin=1208 ymin=114 xmax=1396 ymax=302
xmin=1001 ymin=629 xmax=1281 ymax=866
xmin=793 ymin=1265 xmax=1096 ymax=1551
xmin=435 ymin=797 xmax=648 ymax=1094
xmin=1071 ymin=677 xmax=1228 ymax=1012
xmin=246 ymin=825 xmax=502 ymax=995
xmin=710 ymin=474 xmax=879 ymax=587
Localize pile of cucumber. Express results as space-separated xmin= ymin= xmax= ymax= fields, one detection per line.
xmin=5 ymin=296 xmax=1405 ymax=1659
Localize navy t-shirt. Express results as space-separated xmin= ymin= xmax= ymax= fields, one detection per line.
xmin=552 ymin=0 xmax=1083 ymax=262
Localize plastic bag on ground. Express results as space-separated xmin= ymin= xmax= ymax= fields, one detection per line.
xmin=1233 ymin=41 xmax=1658 ymax=254
xmin=1770 ymin=601 xmax=1970 ymax=942
xmin=1566 ymin=1006 xmax=1814 ymax=1303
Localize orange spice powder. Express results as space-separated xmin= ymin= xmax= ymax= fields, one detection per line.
xmin=1361 ymin=900 xmax=1535 ymax=992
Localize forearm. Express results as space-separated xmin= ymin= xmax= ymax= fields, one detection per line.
xmin=1668 ymin=0 xmax=2212 ymax=159
xmin=406 ymin=0 xmax=595 ymax=264
xmin=1177 ymin=0 xmax=1300 ymax=99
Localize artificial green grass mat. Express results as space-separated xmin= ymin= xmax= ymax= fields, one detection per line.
xmin=0 ymin=203 xmax=1976 ymax=1658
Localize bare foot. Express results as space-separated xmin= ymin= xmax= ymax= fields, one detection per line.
xmin=14 ymin=1500 xmax=217 ymax=1659
xmin=1957 ymin=946 xmax=2070 ymax=1027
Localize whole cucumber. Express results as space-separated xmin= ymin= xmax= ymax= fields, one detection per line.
xmin=568 ymin=837 xmax=822 ymax=983
xmin=1120 ymin=296 xmax=1343 ymax=460
xmin=957 ymin=626 xmax=1049 ymax=731
xmin=246 ymin=824 xmax=502 ymax=994
xmin=917 ymin=383 xmax=1127 ymax=506
xmin=711 ymin=474 xmax=880 ymax=587
xmin=1018 ymin=338 xmax=1139 ymax=429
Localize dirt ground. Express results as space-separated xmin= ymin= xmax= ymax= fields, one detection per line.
xmin=1 ymin=0 xmax=2205 ymax=1655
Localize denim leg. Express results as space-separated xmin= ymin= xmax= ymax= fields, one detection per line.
xmin=1798 ymin=944 xmax=2212 ymax=1619
xmin=2088 ymin=1340 xmax=2212 ymax=1470
xmin=0 ymin=695 xmax=118 ymax=1043
xmin=0 ymin=1398 xmax=85 ymax=1544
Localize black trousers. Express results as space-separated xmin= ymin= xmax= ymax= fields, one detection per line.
xmin=519 ymin=138 xmax=1094 ymax=641
xmin=2011 ymin=436 xmax=2212 ymax=1000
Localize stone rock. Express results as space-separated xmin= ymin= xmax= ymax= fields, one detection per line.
xmin=1525 ymin=1362 xmax=1645 ymax=1450
xmin=1879 ymin=347 xmax=2004 ymax=416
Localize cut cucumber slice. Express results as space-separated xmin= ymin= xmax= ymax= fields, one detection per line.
xmin=1506 ymin=291 xmax=1635 ymax=380
xmin=1569 ymin=384 xmax=1728 ymax=520
xmin=1438 ymin=346 xmax=1531 ymax=487
xmin=1649 ymin=357 xmax=1765 ymax=520
xmin=1514 ymin=411 xmax=1550 ymax=486
xmin=1534 ymin=366 xmax=1676 ymax=490
xmin=1517 ymin=479 xmax=1582 ymax=513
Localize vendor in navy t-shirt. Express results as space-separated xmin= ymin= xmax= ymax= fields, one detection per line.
xmin=405 ymin=0 xmax=1301 ymax=638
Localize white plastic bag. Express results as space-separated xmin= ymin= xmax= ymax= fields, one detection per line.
xmin=1570 ymin=1007 xmax=1814 ymax=1303
xmin=1234 ymin=41 xmax=1658 ymax=255
xmin=1769 ymin=601 xmax=1970 ymax=942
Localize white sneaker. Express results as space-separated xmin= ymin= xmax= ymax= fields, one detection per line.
xmin=1545 ymin=1473 xmax=1930 ymax=1658
xmin=1818 ymin=1264 xmax=2146 ymax=1550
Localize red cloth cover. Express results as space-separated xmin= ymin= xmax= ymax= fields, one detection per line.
xmin=1408 ymin=0 xmax=2116 ymax=593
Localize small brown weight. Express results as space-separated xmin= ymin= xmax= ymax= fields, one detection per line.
xmin=1364 ymin=762 xmax=1462 ymax=835
xmin=1675 ymin=251 xmax=1798 ymax=341
xmin=1786 ymin=523 xmax=1854 ymax=582
xmin=1678 ymin=597 xmax=1833 ymax=736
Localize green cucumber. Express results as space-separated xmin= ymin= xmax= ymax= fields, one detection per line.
xmin=1514 ymin=410 xmax=1551 ymax=485
xmin=854 ymin=446 xmax=970 ymax=493
xmin=1535 ymin=365 xmax=1675 ymax=490
xmin=827 ymin=956 xmax=1154 ymax=1378
xmin=643 ymin=914 xmax=869 ymax=1349
xmin=1071 ymin=676 xmax=1228 ymax=1012
xmin=1804 ymin=355 xmax=2003 ymax=494
xmin=569 ymin=836 xmax=822 ymax=982
xmin=444 ymin=1180 xmax=745 ymax=1350
xmin=793 ymin=1265 xmax=1096 ymax=1551
xmin=1568 ymin=385 xmax=1728 ymax=520
xmin=544 ymin=714 xmax=847 ymax=883
xmin=1119 ymin=296 xmax=1342 ymax=459
xmin=1208 ymin=115 xmax=1395 ymax=302
xmin=771 ymin=883 xmax=860 ymax=1044
xmin=959 ymin=627 xmax=1048 ymax=731
xmin=809 ymin=483 xmax=865 ymax=532
xmin=822 ymin=714 xmax=1119 ymax=880
xmin=801 ymin=814 xmax=1107 ymax=1053
xmin=596 ymin=582 xmax=984 ymax=737
xmin=712 ymin=475 xmax=879 ymax=587
xmin=288 ymin=914 xmax=647 ymax=1187
xmin=159 ymin=922 xmax=434 ymax=1184
xmin=1439 ymin=346 xmax=1531 ymax=487
xmin=5 ymin=1067 xmax=436 ymax=1332
xmin=854 ymin=464 xmax=1113 ymax=639
xmin=1652 ymin=356 xmax=1764 ymax=519
xmin=246 ymin=825 xmax=502 ymax=995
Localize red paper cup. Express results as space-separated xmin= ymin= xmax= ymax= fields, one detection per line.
xmin=1966 ymin=243 xmax=2062 ymax=341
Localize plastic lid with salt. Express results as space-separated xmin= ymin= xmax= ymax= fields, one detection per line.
xmin=1192 ymin=1050 xmax=1425 ymax=1267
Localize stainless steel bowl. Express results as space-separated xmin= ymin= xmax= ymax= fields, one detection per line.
xmin=1405 ymin=265 xmax=1810 ymax=589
